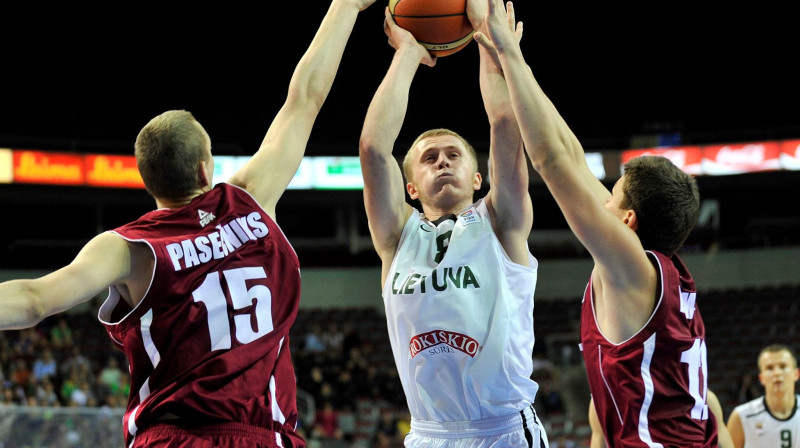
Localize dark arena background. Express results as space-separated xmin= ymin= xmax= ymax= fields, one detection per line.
xmin=1 ymin=3 xmax=798 ymax=447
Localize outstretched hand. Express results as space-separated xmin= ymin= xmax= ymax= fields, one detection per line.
xmin=383 ymin=7 xmax=437 ymax=67
xmin=473 ymin=0 xmax=522 ymax=57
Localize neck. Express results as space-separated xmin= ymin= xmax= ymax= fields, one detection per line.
xmin=155 ymin=188 xmax=207 ymax=209
xmin=421 ymin=198 xmax=473 ymax=222
xmin=766 ymin=389 xmax=797 ymax=418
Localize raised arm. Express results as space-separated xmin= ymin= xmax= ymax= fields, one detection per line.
xmin=474 ymin=0 xmax=655 ymax=341
xmin=229 ymin=0 xmax=375 ymax=217
xmin=469 ymin=0 xmax=532 ymax=266
xmin=0 ymin=232 xmax=133 ymax=330
xmin=359 ymin=8 xmax=436 ymax=284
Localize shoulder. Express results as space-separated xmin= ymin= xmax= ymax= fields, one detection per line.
xmin=734 ymin=396 xmax=765 ymax=414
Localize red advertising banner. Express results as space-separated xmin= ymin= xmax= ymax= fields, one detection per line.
xmin=85 ymin=154 xmax=145 ymax=188
xmin=701 ymin=142 xmax=781 ymax=175
xmin=13 ymin=150 xmax=84 ymax=185
xmin=621 ymin=147 xmax=703 ymax=175
xmin=780 ymin=140 xmax=800 ymax=171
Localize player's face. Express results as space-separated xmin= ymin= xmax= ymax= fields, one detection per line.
xmin=406 ymin=135 xmax=480 ymax=205
xmin=605 ymin=176 xmax=633 ymax=220
xmin=758 ymin=350 xmax=800 ymax=393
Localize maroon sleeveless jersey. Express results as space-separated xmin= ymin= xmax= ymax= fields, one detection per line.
xmin=98 ymin=183 xmax=303 ymax=447
xmin=580 ymin=251 xmax=718 ymax=447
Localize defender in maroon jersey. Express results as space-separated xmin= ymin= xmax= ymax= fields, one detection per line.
xmin=0 ymin=1 xmax=376 ymax=446
xmin=475 ymin=2 xmax=730 ymax=446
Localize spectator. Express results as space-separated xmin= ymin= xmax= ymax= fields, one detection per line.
xmin=341 ymin=322 xmax=362 ymax=356
xmin=736 ymin=371 xmax=762 ymax=404
xmin=60 ymin=365 xmax=81 ymax=404
xmin=1 ymin=385 xmax=20 ymax=405
xmin=337 ymin=402 xmax=357 ymax=443
xmin=35 ymin=377 xmax=61 ymax=407
xmin=69 ymin=380 xmax=95 ymax=407
xmin=304 ymin=325 xmax=326 ymax=355
xmin=335 ymin=369 xmax=358 ymax=411
xmin=49 ymin=317 xmax=74 ymax=351
xmin=97 ymin=357 xmax=124 ymax=395
xmin=60 ymin=346 xmax=92 ymax=378
xmin=312 ymin=401 xmax=342 ymax=440
xmin=32 ymin=348 xmax=58 ymax=382
xmin=9 ymin=359 xmax=32 ymax=390
xmin=321 ymin=322 xmax=344 ymax=358
xmin=374 ymin=408 xmax=402 ymax=447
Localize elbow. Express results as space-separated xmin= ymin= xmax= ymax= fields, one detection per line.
xmin=24 ymin=283 xmax=48 ymax=325
xmin=526 ymin=134 xmax=573 ymax=174
xmin=528 ymin=149 xmax=567 ymax=178
xmin=488 ymin=115 xmax=519 ymax=133
xmin=8 ymin=282 xmax=48 ymax=329
xmin=286 ymin=81 xmax=326 ymax=116
xmin=359 ymin=131 xmax=383 ymax=158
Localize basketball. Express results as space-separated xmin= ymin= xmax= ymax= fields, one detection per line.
xmin=389 ymin=0 xmax=474 ymax=57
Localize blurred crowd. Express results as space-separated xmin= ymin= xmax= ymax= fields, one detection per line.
xmin=0 ymin=307 xmax=569 ymax=447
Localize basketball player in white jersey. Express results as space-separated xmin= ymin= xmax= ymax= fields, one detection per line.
xmin=358 ymin=2 xmax=547 ymax=448
xmin=727 ymin=344 xmax=800 ymax=448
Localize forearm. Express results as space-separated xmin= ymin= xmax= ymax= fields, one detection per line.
xmin=360 ymin=45 xmax=426 ymax=154
xmin=496 ymin=46 xmax=570 ymax=174
xmin=479 ymin=45 xmax=516 ymax=126
xmin=0 ymin=279 xmax=45 ymax=330
xmin=479 ymin=43 xmax=524 ymax=172
xmin=288 ymin=0 xmax=362 ymax=110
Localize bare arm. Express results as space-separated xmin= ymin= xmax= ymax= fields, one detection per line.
xmin=588 ymin=398 xmax=607 ymax=448
xmin=474 ymin=0 xmax=655 ymax=342
xmin=359 ymin=8 xmax=436 ymax=285
xmin=469 ymin=0 xmax=532 ymax=266
xmin=726 ymin=409 xmax=745 ymax=448
xmin=229 ymin=0 xmax=375 ymax=217
xmin=708 ymin=390 xmax=735 ymax=448
xmin=0 ymin=232 xmax=132 ymax=330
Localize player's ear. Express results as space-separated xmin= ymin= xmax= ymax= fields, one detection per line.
xmin=472 ymin=172 xmax=482 ymax=191
xmin=407 ymin=182 xmax=419 ymax=200
xmin=623 ymin=209 xmax=638 ymax=232
xmin=198 ymin=159 xmax=212 ymax=188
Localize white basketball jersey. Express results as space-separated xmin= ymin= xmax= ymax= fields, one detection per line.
xmin=382 ymin=199 xmax=539 ymax=422
xmin=733 ymin=395 xmax=800 ymax=448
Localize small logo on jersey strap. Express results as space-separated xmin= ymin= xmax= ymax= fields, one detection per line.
xmin=409 ymin=329 xmax=480 ymax=358
xmin=419 ymin=224 xmax=433 ymax=232
xmin=459 ymin=209 xmax=479 ymax=225
xmin=198 ymin=209 xmax=216 ymax=227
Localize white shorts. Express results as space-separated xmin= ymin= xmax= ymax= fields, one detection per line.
xmin=404 ymin=404 xmax=549 ymax=448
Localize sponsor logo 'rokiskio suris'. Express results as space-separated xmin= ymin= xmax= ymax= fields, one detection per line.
xmin=409 ymin=330 xmax=480 ymax=358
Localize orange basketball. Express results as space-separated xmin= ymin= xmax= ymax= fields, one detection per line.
xmin=389 ymin=0 xmax=474 ymax=57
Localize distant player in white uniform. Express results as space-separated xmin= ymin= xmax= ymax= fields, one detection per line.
xmin=728 ymin=344 xmax=800 ymax=448
xmin=358 ymin=1 xmax=547 ymax=447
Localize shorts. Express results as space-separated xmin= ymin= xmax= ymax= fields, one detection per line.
xmin=131 ymin=421 xmax=302 ymax=448
xmin=404 ymin=404 xmax=549 ymax=448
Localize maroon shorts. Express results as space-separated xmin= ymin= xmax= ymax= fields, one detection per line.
xmin=132 ymin=421 xmax=303 ymax=448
